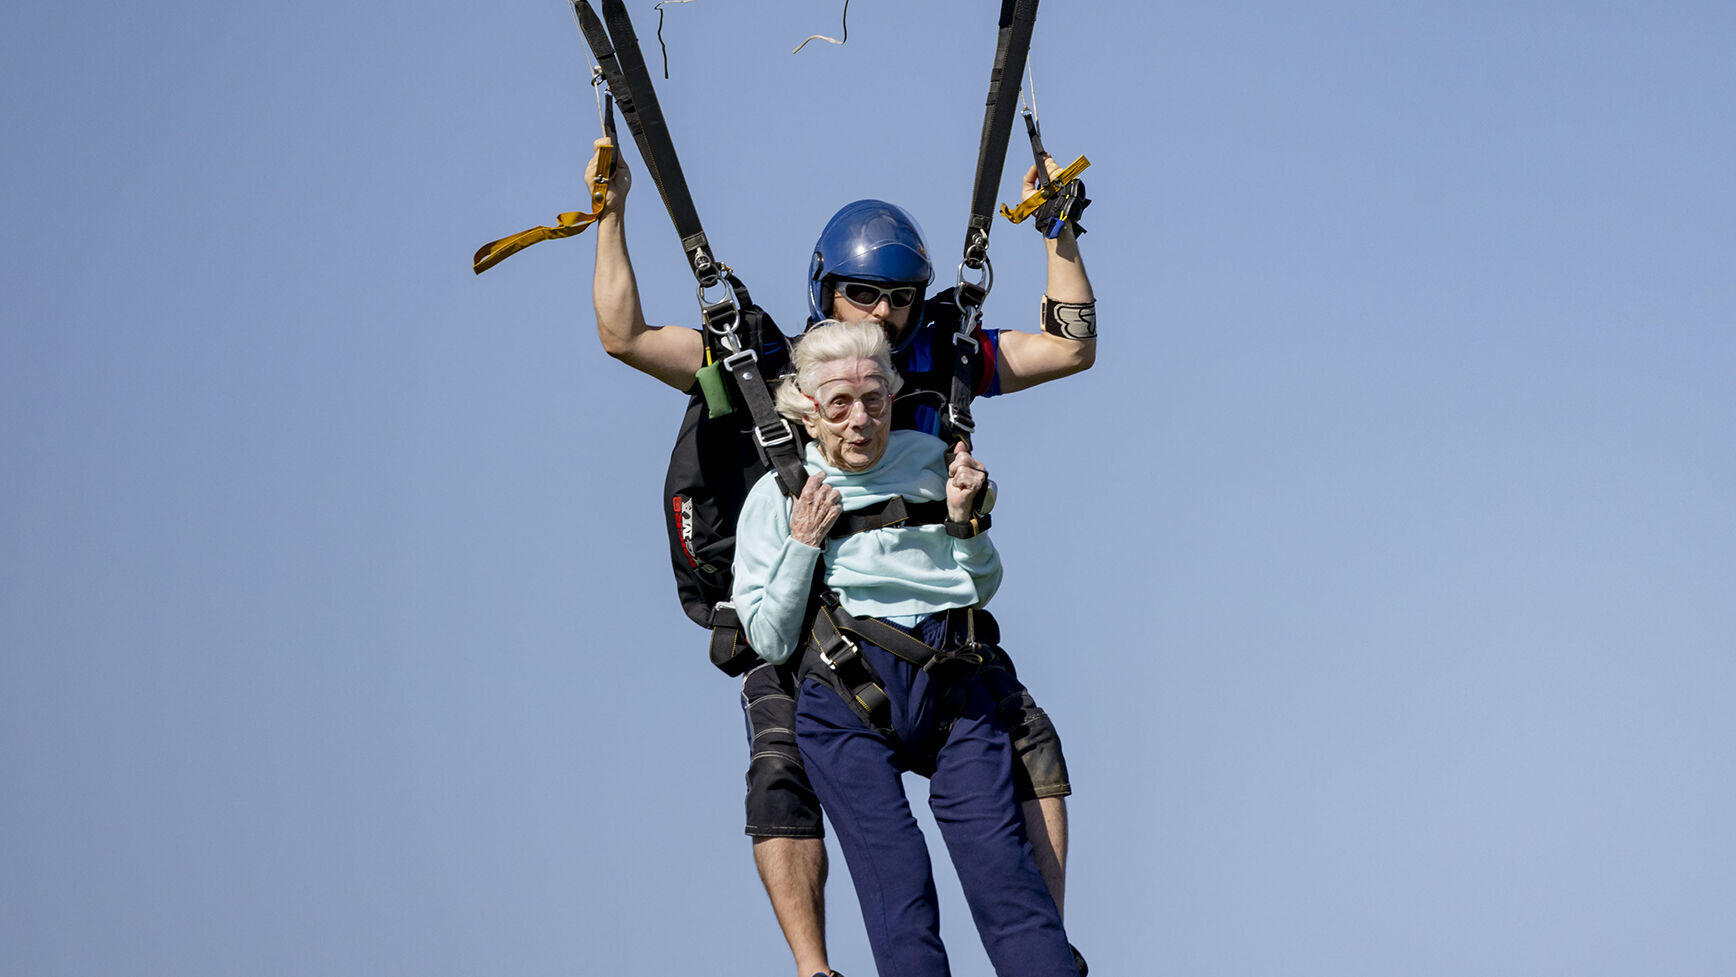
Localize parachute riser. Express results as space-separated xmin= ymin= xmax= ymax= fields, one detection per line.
xmin=576 ymin=0 xmax=744 ymax=330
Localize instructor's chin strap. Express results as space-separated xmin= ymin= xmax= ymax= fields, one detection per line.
xmin=473 ymin=85 xmax=618 ymax=274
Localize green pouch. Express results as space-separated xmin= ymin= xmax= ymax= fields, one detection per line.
xmin=696 ymin=362 xmax=734 ymax=419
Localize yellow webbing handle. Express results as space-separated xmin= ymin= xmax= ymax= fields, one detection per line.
xmin=472 ymin=143 xmax=615 ymax=274
xmin=998 ymin=154 xmax=1091 ymax=225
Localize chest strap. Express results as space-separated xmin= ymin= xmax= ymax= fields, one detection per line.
xmin=827 ymin=497 xmax=950 ymax=539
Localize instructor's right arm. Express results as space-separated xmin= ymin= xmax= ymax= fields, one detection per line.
xmin=587 ymin=138 xmax=705 ymax=391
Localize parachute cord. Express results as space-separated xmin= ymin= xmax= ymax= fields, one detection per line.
xmin=654 ymin=0 xmax=700 ymax=79
xmin=793 ymin=0 xmax=850 ymax=55
xmin=563 ymin=2 xmax=610 ymax=138
xmin=565 ymin=0 xmax=604 ymax=124
xmin=591 ymin=65 xmax=607 ymax=129
xmin=1022 ymin=59 xmax=1039 ymax=122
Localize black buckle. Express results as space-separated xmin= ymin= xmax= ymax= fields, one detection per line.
xmin=819 ymin=637 xmax=860 ymax=672
xmin=719 ymin=346 xmax=758 ymax=375
xmin=852 ymin=682 xmax=890 ymax=719
xmin=754 ymin=417 xmax=795 ymax=450
xmin=944 ymin=402 xmax=976 ymax=436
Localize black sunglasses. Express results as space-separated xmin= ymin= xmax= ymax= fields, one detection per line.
xmin=835 ymin=280 xmax=920 ymax=311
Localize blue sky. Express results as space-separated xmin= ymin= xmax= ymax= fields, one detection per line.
xmin=4 ymin=2 xmax=1733 ymax=975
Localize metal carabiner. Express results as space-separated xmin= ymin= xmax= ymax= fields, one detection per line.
xmin=697 ymin=272 xmax=745 ymax=355
xmin=697 ymin=272 xmax=736 ymax=312
xmin=953 ymin=255 xmax=993 ymax=311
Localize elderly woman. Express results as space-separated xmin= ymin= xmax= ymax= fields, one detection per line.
xmin=731 ymin=319 xmax=1078 ymax=977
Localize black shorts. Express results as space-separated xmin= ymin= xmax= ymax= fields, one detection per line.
xmin=740 ymin=616 xmax=1071 ymax=838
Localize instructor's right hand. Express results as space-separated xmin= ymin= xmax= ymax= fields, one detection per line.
xmin=587 ymin=137 xmax=631 ymax=214
xmin=789 ymin=473 xmax=842 ymax=547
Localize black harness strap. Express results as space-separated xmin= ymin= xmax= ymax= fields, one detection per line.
xmin=794 ymin=491 xmax=987 ymax=728
xmin=940 ymin=0 xmax=1040 ymax=449
xmin=722 ymin=349 xmax=804 ymax=495
xmin=807 ymin=600 xmax=895 ymax=722
xmin=962 ymin=0 xmax=1041 ymax=269
xmin=577 ymin=2 xmax=804 ymax=498
xmin=576 ymin=0 xmax=721 ymax=288
xmin=940 ymin=285 xmax=987 ymax=449
xmin=711 ymin=273 xmax=807 ymax=497
xmin=577 ymin=2 xmax=813 ymax=671
xmin=806 ymin=599 xmax=991 ymax=733
xmin=827 ymin=497 xmax=950 ymax=539
xmin=707 ymin=602 xmax=754 ymax=675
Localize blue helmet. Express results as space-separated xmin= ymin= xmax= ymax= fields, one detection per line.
xmin=807 ymin=199 xmax=933 ymax=323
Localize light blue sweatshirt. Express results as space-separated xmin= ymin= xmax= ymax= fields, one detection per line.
xmin=731 ymin=430 xmax=1002 ymax=665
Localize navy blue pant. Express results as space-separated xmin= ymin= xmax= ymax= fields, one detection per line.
xmin=795 ymin=616 xmax=1076 ymax=977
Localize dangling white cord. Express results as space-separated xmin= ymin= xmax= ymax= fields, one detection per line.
xmin=793 ymin=0 xmax=850 ymax=54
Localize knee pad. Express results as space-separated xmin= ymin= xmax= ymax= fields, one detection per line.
xmin=741 ymin=663 xmax=826 ymax=838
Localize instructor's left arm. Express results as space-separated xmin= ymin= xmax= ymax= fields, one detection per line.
xmin=995 ymin=159 xmax=1098 ymax=394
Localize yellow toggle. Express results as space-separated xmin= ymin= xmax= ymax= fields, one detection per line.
xmin=999 ymin=154 xmax=1091 ymax=225
xmin=473 ymin=143 xmax=615 ymax=274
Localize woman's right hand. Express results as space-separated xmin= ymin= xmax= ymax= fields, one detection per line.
xmin=945 ymin=444 xmax=989 ymax=523
xmin=789 ymin=473 xmax=842 ymax=547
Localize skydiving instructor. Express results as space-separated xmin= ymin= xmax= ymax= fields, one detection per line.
xmin=583 ymin=135 xmax=1096 ymax=977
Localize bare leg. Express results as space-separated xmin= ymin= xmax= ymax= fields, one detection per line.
xmin=753 ymin=836 xmax=831 ymax=977
xmin=1021 ymin=796 xmax=1069 ymax=918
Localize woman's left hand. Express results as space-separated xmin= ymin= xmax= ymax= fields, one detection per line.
xmin=946 ymin=445 xmax=989 ymax=523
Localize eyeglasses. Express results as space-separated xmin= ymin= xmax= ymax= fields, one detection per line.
xmin=834 ymin=280 xmax=920 ymax=311
xmin=808 ymin=390 xmax=892 ymax=423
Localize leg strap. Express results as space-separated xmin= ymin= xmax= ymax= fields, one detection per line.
xmin=804 ymin=599 xmax=990 ymax=730
xmin=806 ymin=601 xmax=894 ymax=727
xmin=706 ymin=602 xmax=760 ymax=676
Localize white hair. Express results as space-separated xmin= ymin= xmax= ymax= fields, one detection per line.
xmin=774 ymin=319 xmax=904 ymax=422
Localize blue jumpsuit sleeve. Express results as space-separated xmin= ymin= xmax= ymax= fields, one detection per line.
xmin=731 ymin=473 xmax=824 ymax=665
xmin=978 ymin=327 xmax=1004 ymax=398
